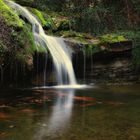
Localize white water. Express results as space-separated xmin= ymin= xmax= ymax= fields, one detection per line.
xmin=5 ymin=0 xmax=77 ymax=85
xmin=33 ymin=84 xmax=89 ymax=89
xmin=4 ymin=1 xmax=89 ymax=137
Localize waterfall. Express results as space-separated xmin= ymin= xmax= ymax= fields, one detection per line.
xmin=5 ymin=0 xmax=77 ymax=86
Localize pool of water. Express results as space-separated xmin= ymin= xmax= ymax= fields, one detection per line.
xmin=0 ymin=85 xmax=140 ymax=140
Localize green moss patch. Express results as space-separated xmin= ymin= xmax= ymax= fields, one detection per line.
xmin=13 ymin=24 xmax=46 ymax=62
xmin=30 ymin=8 xmax=46 ymax=26
xmin=100 ymin=34 xmax=127 ymax=44
xmin=0 ymin=0 xmax=23 ymax=27
xmin=30 ymin=8 xmax=55 ymax=31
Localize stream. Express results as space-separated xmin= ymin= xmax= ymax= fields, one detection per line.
xmin=0 ymin=85 xmax=140 ymax=140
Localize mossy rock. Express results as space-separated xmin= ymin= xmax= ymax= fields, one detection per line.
xmin=100 ymin=34 xmax=127 ymax=44
xmin=0 ymin=0 xmax=40 ymax=65
xmin=59 ymin=31 xmax=83 ymax=38
xmin=30 ymin=8 xmax=46 ymax=26
xmin=0 ymin=0 xmax=23 ymax=28
xmin=13 ymin=24 xmax=46 ymax=63
xmin=30 ymin=8 xmax=56 ymax=31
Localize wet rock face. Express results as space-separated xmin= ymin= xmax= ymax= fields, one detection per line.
xmin=0 ymin=17 xmax=12 ymax=48
xmin=88 ymin=59 xmax=140 ymax=84
xmin=73 ymin=50 xmax=140 ymax=84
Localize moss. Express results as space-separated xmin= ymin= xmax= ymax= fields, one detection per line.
xmin=59 ymin=31 xmax=76 ymax=37
xmin=30 ymin=8 xmax=55 ymax=30
xmin=57 ymin=30 xmax=103 ymax=55
xmin=30 ymin=8 xmax=46 ymax=26
xmin=0 ymin=0 xmax=46 ymax=64
xmin=0 ymin=0 xmax=23 ymax=27
xmin=60 ymin=31 xmax=86 ymax=43
xmin=100 ymin=34 xmax=127 ymax=44
xmin=13 ymin=24 xmax=46 ymax=62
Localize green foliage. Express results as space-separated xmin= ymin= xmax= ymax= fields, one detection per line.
xmin=115 ymin=31 xmax=140 ymax=41
xmin=11 ymin=0 xmax=140 ymax=34
xmin=44 ymin=17 xmax=55 ymax=30
xmin=71 ymin=5 xmax=109 ymax=34
xmin=0 ymin=0 xmax=23 ymax=27
xmin=38 ymin=0 xmax=66 ymax=11
xmin=0 ymin=0 xmax=139 ymax=69
xmin=14 ymin=0 xmax=34 ymax=5
xmin=57 ymin=19 xmax=70 ymax=31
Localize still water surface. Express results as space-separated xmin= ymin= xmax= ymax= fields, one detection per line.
xmin=0 ymin=85 xmax=140 ymax=140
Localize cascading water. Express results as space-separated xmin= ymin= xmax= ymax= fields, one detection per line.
xmin=5 ymin=0 xmax=77 ymax=86
xmin=3 ymin=1 xmax=89 ymax=138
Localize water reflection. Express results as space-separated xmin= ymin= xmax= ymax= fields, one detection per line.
xmin=35 ymin=89 xmax=75 ymax=139
xmin=1 ymin=86 xmax=140 ymax=140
